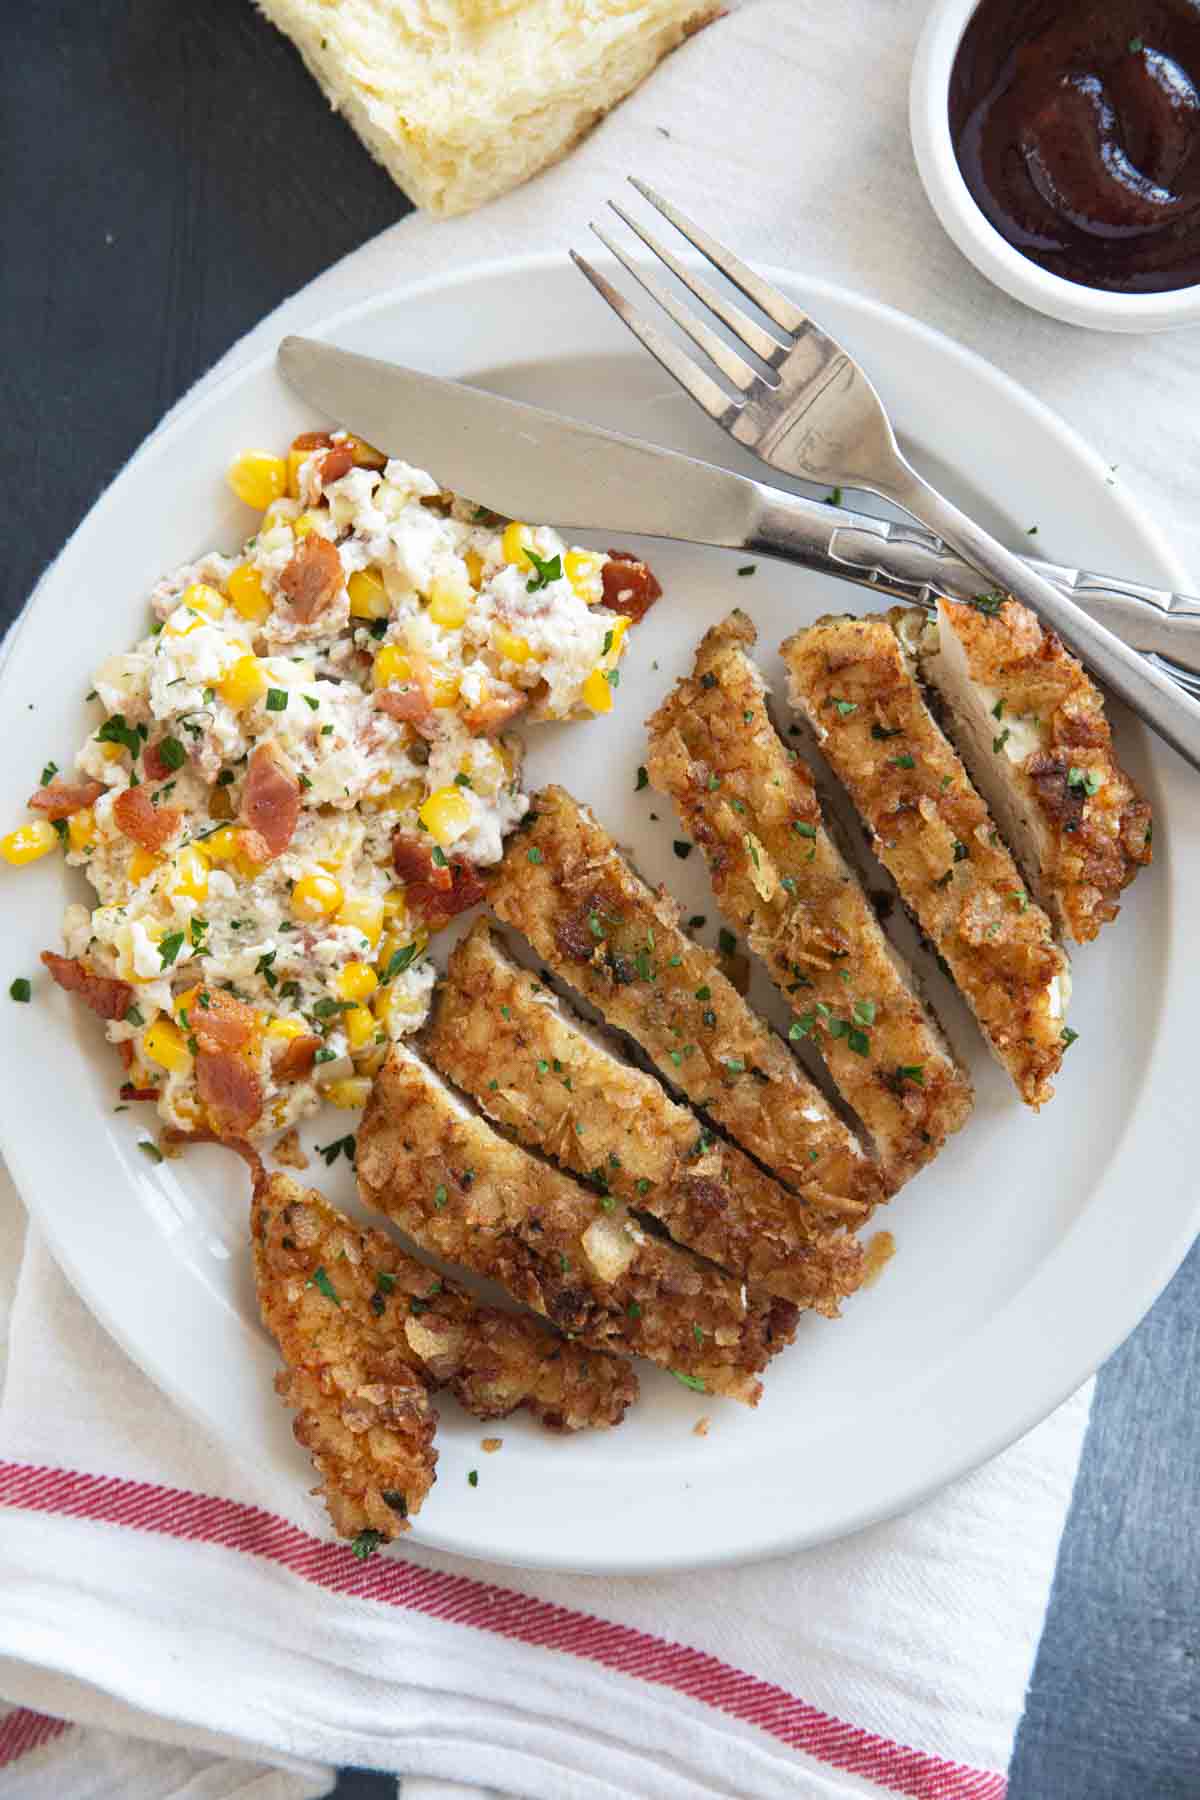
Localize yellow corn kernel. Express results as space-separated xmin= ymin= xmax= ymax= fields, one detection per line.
xmin=98 ymin=739 xmax=126 ymax=762
xmin=418 ymin=785 xmax=472 ymax=847
xmin=1 ymin=820 xmax=59 ymax=866
xmin=292 ymin=871 xmax=344 ymax=921
xmin=347 ymin=567 xmax=389 ymax=621
xmin=291 ymin=511 xmax=320 ymax=541
xmin=163 ymin=608 xmax=208 ymax=639
xmin=384 ymin=780 xmax=423 ymax=817
xmin=501 ymin=521 xmax=532 ymax=565
xmin=343 ymin=1004 xmax=376 ymax=1051
xmin=322 ymin=1076 xmax=373 ymax=1110
xmin=335 ymin=961 xmax=378 ymax=1003
xmin=261 ymin=500 xmax=297 ymax=534
xmin=565 ymin=549 xmax=604 ymax=602
xmin=286 ymin=446 xmax=309 ymax=499
xmin=372 ymin=644 xmax=412 ymax=689
xmin=604 ymin=614 xmax=631 ymax=662
xmin=464 ymin=548 xmax=485 ymax=589
xmin=266 ymin=1014 xmax=307 ymax=1042
xmin=180 ymin=582 xmax=225 ymax=621
xmin=336 ymin=896 xmax=384 ymax=947
xmin=200 ymin=826 xmax=240 ymax=864
xmin=226 ymin=563 xmax=271 ymax=624
xmin=494 ymin=627 xmax=533 ymax=665
xmin=167 ymin=845 xmax=209 ymax=903
xmin=128 ymin=846 xmax=165 ymax=884
xmin=142 ymin=1017 xmax=193 ymax=1075
xmin=174 ymin=984 xmax=200 ymax=1020
xmin=381 ymin=886 xmax=410 ymax=921
xmin=582 ymin=667 xmax=615 ymax=715
xmin=67 ymin=807 xmax=95 ymax=852
xmin=432 ymin=671 xmax=460 ymax=708
xmin=354 ymin=1044 xmax=388 ymax=1077
xmin=218 ymin=654 xmax=267 ymax=712
xmin=427 ymin=573 xmax=472 ymax=629
xmin=228 ymin=451 xmax=288 ymax=511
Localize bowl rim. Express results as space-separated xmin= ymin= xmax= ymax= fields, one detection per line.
xmin=909 ymin=0 xmax=1200 ymax=332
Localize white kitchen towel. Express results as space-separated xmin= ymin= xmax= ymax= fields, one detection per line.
xmin=3 ymin=0 xmax=1189 ymax=1792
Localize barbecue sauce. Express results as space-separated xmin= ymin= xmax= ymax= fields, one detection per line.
xmin=950 ymin=1 xmax=1200 ymax=292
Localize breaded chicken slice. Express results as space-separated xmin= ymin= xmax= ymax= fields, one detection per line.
xmin=486 ymin=784 xmax=883 ymax=1221
xmin=253 ymin=1171 xmax=636 ymax=1548
xmin=425 ymin=920 xmax=863 ymax=1308
xmin=915 ymin=595 xmax=1152 ymax=944
xmin=357 ymin=1044 xmax=799 ymax=1405
xmin=646 ymin=611 xmax=973 ymax=1189
xmin=782 ymin=613 xmax=1072 ymax=1109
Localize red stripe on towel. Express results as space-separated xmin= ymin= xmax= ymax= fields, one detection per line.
xmin=0 ymin=1707 xmax=70 ymax=1767
xmin=0 ymin=1460 xmax=1005 ymax=1798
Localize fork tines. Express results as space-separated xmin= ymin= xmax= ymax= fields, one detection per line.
xmin=571 ymin=178 xmax=807 ymax=427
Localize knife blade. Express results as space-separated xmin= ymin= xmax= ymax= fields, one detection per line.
xmin=278 ymin=337 xmax=1200 ymax=686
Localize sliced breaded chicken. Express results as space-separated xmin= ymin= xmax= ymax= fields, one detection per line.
xmin=646 ymin=611 xmax=973 ymax=1188
xmin=425 ymin=919 xmax=864 ymax=1308
xmin=356 ymin=1044 xmax=799 ymax=1405
xmin=253 ymin=1170 xmax=637 ymax=1546
xmin=485 ymin=784 xmax=884 ymax=1220
xmin=782 ymin=613 xmax=1072 ymax=1109
xmin=915 ymin=595 xmax=1152 ymax=944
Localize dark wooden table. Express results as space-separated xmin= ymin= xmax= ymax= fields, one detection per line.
xmin=7 ymin=6 xmax=1198 ymax=1795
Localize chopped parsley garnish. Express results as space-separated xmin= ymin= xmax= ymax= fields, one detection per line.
xmin=700 ymin=672 xmax=717 ymax=690
xmin=602 ymin=629 xmax=614 ymax=656
xmin=9 ymin=978 xmax=31 ymax=1003
xmin=687 ymin=914 xmax=706 ymax=929
xmin=992 ymin=728 xmax=1010 ymax=755
xmin=467 ymin=1469 xmax=479 ymax=1487
xmin=453 ymin=772 xmax=472 ymax=788
xmin=718 ymin=928 xmax=737 ymax=955
xmin=694 ymin=985 xmax=711 ymax=1001
xmin=381 ymin=1491 xmax=408 ymax=1517
xmin=793 ymin=821 xmax=816 ymax=839
xmin=673 ymin=840 xmax=692 ymax=860
xmin=737 ymin=564 xmax=756 ymax=577
xmin=1061 ymin=1026 xmax=1079 ymax=1049
xmin=671 ymin=1371 xmax=707 ymax=1392
xmin=527 ymin=847 xmax=543 ymax=864
xmin=724 ymin=1058 xmax=745 ymax=1075
xmin=1067 ymin=766 xmax=1102 ymax=796
xmin=890 ymin=754 xmax=916 ymax=770
xmin=307 ymin=1266 xmax=341 ymax=1305
xmin=991 ymin=699 xmax=1005 ymax=721
xmin=523 ymin=546 xmax=562 ymax=592
xmin=190 ymin=917 xmax=209 ymax=948
xmin=953 ymin=841 xmax=968 ymax=862
xmin=313 ymin=1047 xmax=337 ymax=1064
xmin=158 ymin=932 xmax=185 ymax=968
xmin=833 ymin=698 xmax=857 ymax=716
xmin=350 ymin=1529 xmax=384 ymax=1561
xmin=871 ymin=723 xmax=902 ymax=741
xmin=315 ymin=1135 xmax=356 ymax=1168
xmin=124 ymin=1002 xmax=145 ymax=1026
xmin=897 ymin=1064 xmax=925 ymax=1085
xmin=39 ymin=760 xmax=58 ymax=786
xmin=606 ymin=668 xmax=620 ymax=689
xmin=852 ymin=1000 xmax=876 ymax=1026
xmin=137 ymin=1139 xmax=164 ymax=1164
xmin=265 ymin=688 xmax=288 ymax=712
xmin=430 ymin=844 xmax=448 ymax=868
xmin=95 ymin=713 xmax=141 ymax=757
xmin=433 ymin=1184 xmax=448 ymax=1209
xmin=158 ymin=736 xmax=186 ymax=770
xmin=824 ymin=486 xmax=843 ymax=506
xmin=969 ymin=591 xmax=1005 ymax=617
xmin=255 ymin=949 xmax=277 ymax=988
xmin=635 ymin=766 xmax=649 ymax=791
xmin=383 ymin=943 xmax=419 ymax=981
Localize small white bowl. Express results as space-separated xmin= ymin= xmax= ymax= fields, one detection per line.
xmin=910 ymin=0 xmax=1200 ymax=332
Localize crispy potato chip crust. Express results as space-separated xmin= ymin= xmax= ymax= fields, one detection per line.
xmin=426 ymin=919 xmax=863 ymax=1307
xmin=357 ymin=1045 xmax=801 ymax=1405
xmin=485 ymin=784 xmax=883 ymax=1218
xmin=647 ymin=612 xmax=973 ymax=1187
xmin=252 ymin=1170 xmax=637 ymax=1542
xmin=782 ymin=614 xmax=1071 ymax=1109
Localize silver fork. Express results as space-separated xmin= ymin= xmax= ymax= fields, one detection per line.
xmin=573 ymin=180 xmax=1200 ymax=775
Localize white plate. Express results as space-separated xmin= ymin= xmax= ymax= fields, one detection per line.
xmin=1 ymin=255 xmax=1195 ymax=1574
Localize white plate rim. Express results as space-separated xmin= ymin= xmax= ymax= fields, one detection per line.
xmin=1 ymin=251 xmax=1195 ymax=1573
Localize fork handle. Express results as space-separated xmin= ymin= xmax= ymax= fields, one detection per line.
xmin=886 ymin=463 xmax=1200 ymax=775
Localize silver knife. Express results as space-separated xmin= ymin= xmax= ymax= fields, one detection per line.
xmin=278 ymin=337 xmax=1200 ymax=690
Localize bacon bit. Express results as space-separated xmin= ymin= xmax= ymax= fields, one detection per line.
xmin=118 ymin=1040 xmax=134 ymax=1069
xmin=602 ymin=551 xmax=662 ymax=624
xmin=290 ymin=431 xmax=334 ymax=454
xmin=693 ymin=1416 xmax=712 ymax=1438
xmin=41 ymin=951 xmax=134 ymax=1021
xmin=318 ymin=445 xmax=354 ymax=485
xmin=480 ymin=1437 xmax=503 ymax=1454
xmin=375 ymin=686 xmax=437 ymax=737
xmin=164 ymin=1127 xmax=264 ymax=1178
xmin=461 ymin=688 xmax=528 ymax=737
xmin=236 ymin=826 xmax=274 ymax=868
xmin=113 ymin=784 xmax=181 ymax=852
xmin=141 ymin=740 xmax=180 ymax=783
xmin=241 ymin=742 xmax=301 ymax=858
xmin=279 ymin=534 xmax=343 ymax=623
xmin=27 ymin=778 xmax=104 ymax=820
xmin=272 ymin=1031 xmax=323 ymax=1082
xmin=191 ymin=989 xmax=257 ymax=1055
xmin=195 ymin=1049 xmax=263 ymax=1138
xmin=391 ymin=831 xmax=485 ymax=929
xmin=119 ymin=1082 xmax=159 ymax=1103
